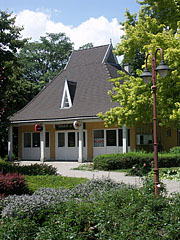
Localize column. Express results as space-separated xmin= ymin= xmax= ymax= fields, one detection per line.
xmin=78 ymin=123 xmax=83 ymax=163
xmin=8 ymin=125 xmax=13 ymax=160
xmin=123 ymin=125 xmax=128 ymax=153
xmin=40 ymin=123 xmax=45 ymax=162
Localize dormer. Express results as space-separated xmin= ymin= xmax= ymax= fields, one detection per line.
xmin=60 ymin=78 xmax=77 ymax=109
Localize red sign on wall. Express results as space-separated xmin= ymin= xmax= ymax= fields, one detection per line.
xmin=35 ymin=124 xmax=43 ymax=132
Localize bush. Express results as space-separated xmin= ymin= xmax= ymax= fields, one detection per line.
xmin=1 ymin=178 xmax=180 ymax=239
xmin=0 ymin=172 xmax=30 ymax=196
xmin=93 ymin=152 xmax=180 ymax=172
xmin=169 ymin=146 xmax=180 ymax=154
xmin=0 ymin=160 xmax=57 ymax=175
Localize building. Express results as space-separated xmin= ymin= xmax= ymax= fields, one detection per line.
xmin=8 ymin=44 xmax=178 ymax=162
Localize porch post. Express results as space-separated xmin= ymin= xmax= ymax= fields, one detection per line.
xmin=8 ymin=125 xmax=13 ymax=160
xmin=122 ymin=125 xmax=128 ymax=153
xmin=78 ymin=123 xmax=83 ymax=163
xmin=40 ymin=123 xmax=45 ymax=162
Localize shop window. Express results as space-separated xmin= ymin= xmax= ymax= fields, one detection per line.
xmin=106 ymin=130 xmax=116 ymax=146
xmin=58 ymin=133 xmax=65 ymax=147
xmin=94 ymin=130 xmax=104 ymax=147
xmin=32 ymin=133 xmax=40 ymax=148
xmin=46 ymin=132 xmax=50 ymax=148
xmin=24 ymin=133 xmax=31 ymax=148
xmin=68 ymin=132 xmax=75 ymax=147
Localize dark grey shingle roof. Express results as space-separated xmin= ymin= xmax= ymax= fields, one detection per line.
xmin=10 ymin=44 xmax=124 ymax=123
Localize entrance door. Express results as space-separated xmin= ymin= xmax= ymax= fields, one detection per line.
xmin=55 ymin=131 xmax=87 ymax=161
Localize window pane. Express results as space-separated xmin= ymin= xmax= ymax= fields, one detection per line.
xmin=94 ymin=130 xmax=104 ymax=147
xmin=58 ymin=133 xmax=65 ymax=147
xmin=46 ymin=132 xmax=50 ymax=148
xmin=24 ymin=133 xmax=31 ymax=148
xmin=32 ymin=133 xmax=40 ymax=147
xmin=68 ymin=132 xmax=75 ymax=147
xmin=106 ymin=130 xmax=116 ymax=146
xmin=118 ymin=129 xmax=123 ymax=146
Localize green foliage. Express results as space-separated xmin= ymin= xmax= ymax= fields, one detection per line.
xmin=93 ymin=152 xmax=180 ymax=172
xmin=18 ymin=33 xmax=73 ymax=90
xmin=79 ymin=42 xmax=94 ymax=50
xmin=0 ymin=160 xmax=57 ymax=175
xmin=0 ymin=218 xmax=38 ymax=240
xmin=1 ymin=179 xmax=180 ymax=239
xmin=148 ymin=167 xmax=180 ymax=181
xmin=25 ymin=175 xmax=88 ymax=192
xmin=0 ymin=10 xmax=29 ymax=157
xmin=169 ymin=146 xmax=180 ymax=154
xmin=101 ymin=1 xmax=180 ymax=128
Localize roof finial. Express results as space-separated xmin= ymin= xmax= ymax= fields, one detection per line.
xmin=110 ymin=38 xmax=112 ymax=44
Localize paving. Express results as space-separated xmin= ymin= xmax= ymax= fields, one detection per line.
xmin=20 ymin=161 xmax=180 ymax=195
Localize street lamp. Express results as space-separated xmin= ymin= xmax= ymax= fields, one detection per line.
xmin=140 ymin=48 xmax=170 ymax=196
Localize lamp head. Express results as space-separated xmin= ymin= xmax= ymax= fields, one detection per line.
xmin=140 ymin=67 xmax=152 ymax=84
xmin=155 ymin=60 xmax=170 ymax=78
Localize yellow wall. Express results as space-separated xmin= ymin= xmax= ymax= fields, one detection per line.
xmin=18 ymin=122 xmax=178 ymax=161
xmin=159 ymin=126 xmax=177 ymax=151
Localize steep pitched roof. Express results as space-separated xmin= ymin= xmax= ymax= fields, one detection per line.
xmin=10 ymin=44 xmax=124 ymax=123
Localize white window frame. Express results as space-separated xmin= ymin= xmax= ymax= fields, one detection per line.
xmin=60 ymin=79 xmax=72 ymax=109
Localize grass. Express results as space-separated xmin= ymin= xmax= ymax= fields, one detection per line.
xmin=25 ymin=175 xmax=89 ymax=192
xmin=72 ymin=163 xmax=95 ymax=171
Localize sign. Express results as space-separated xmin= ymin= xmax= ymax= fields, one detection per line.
xmin=35 ymin=124 xmax=43 ymax=132
xmin=73 ymin=121 xmax=81 ymax=129
xmin=55 ymin=124 xmax=74 ymax=130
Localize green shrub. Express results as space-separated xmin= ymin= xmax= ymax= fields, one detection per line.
xmin=0 ymin=160 xmax=57 ymax=175
xmin=0 ymin=218 xmax=38 ymax=240
xmin=93 ymin=152 xmax=180 ymax=172
xmin=169 ymin=146 xmax=180 ymax=154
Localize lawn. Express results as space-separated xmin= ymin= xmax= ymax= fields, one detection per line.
xmin=25 ymin=175 xmax=89 ymax=192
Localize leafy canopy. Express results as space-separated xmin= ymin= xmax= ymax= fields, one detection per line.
xmin=18 ymin=33 xmax=73 ymax=89
xmin=99 ymin=0 xmax=180 ymax=128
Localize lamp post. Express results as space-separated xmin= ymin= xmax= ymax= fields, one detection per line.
xmin=140 ymin=48 xmax=170 ymax=196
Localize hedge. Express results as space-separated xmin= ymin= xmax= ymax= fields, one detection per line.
xmin=0 ymin=160 xmax=57 ymax=175
xmin=93 ymin=152 xmax=180 ymax=171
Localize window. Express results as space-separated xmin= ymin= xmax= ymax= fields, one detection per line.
xmin=61 ymin=79 xmax=73 ymax=109
xmin=106 ymin=130 xmax=116 ymax=146
xmin=94 ymin=130 xmax=104 ymax=147
xmin=24 ymin=133 xmax=31 ymax=148
xmin=32 ymin=133 xmax=40 ymax=147
xmin=64 ymin=92 xmax=70 ymax=108
xmin=46 ymin=132 xmax=50 ymax=148
xmin=58 ymin=133 xmax=65 ymax=147
xmin=68 ymin=132 xmax=75 ymax=147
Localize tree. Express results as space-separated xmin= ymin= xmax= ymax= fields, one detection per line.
xmin=99 ymin=1 xmax=180 ymax=128
xmin=0 ymin=10 xmax=28 ymax=157
xmin=79 ymin=43 xmax=94 ymax=50
xmin=18 ymin=33 xmax=73 ymax=93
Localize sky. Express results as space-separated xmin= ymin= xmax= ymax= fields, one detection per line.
xmin=1 ymin=0 xmax=141 ymax=49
